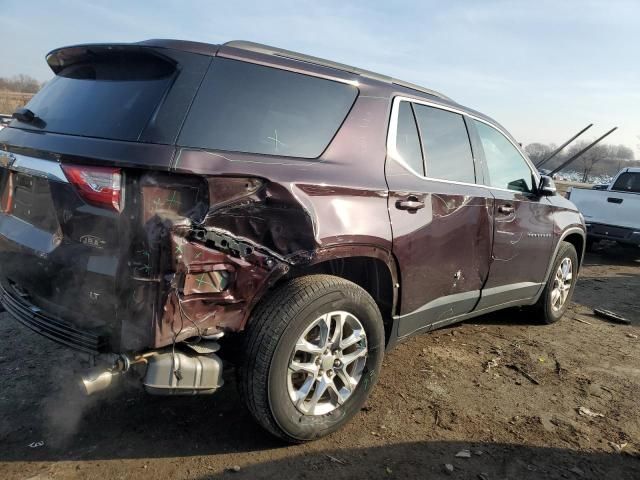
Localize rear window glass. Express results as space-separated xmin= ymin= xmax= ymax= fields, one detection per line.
xmin=611 ymin=172 xmax=640 ymax=193
xmin=178 ymin=58 xmax=358 ymax=158
xmin=13 ymin=51 xmax=176 ymax=141
xmin=412 ymin=104 xmax=475 ymax=183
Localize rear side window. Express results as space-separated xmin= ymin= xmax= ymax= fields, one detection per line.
xmin=178 ymin=58 xmax=358 ymax=158
xmin=394 ymin=102 xmax=424 ymax=175
xmin=473 ymin=120 xmax=534 ymax=193
xmin=14 ymin=51 xmax=176 ymax=141
xmin=611 ymin=172 xmax=640 ymax=193
xmin=412 ymin=104 xmax=475 ymax=183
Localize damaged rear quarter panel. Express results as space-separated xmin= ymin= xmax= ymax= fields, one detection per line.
xmin=129 ymin=88 xmax=396 ymax=349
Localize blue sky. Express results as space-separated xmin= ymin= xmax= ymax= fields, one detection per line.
xmin=1 ymin=0 xmax=638 ymax=156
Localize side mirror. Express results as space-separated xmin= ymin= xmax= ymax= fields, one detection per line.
xmin=539 ymin=175 xmax=557 ymax=196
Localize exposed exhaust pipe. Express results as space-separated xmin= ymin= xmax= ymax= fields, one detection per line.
xmin=76 ymin=343 xmax=224 ymax=396
xmin=79 ymin=367 xmax=122 ymax=396
xmin=77 ymin=353 xmax=134 ymax=396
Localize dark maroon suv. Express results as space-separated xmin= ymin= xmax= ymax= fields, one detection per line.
xmin=0 ymin=39 xmax=585 ymax=441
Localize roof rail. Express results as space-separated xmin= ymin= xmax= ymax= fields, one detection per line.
xmin=223 ymin=40 xmax=452 ymax=101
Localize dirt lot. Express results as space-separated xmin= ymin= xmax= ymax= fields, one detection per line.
xmin=0 ymin=245 xmax=639 ymax=479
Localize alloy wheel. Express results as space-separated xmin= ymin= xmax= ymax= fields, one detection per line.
xmin=287 ymin=311 xmax=368 ymax=416
xmin=550 ymin=257 xmax=573 ymax=312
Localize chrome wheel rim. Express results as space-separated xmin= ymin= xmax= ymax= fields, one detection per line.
xmin=287 ymin=311 xmax=368 ymax=416
xmin=551 ymin=257 xmax=573 ymax=312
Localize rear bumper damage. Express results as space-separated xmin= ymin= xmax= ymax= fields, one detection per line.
xmin=0 ymin=272 xmax=228 ymax=397
xmin=0 ymin=280 xmax=106 ymax=354
xmin=0 ymin=172 xmax=312 ymax=397
xmin=77 ymin=223 xmax=294 ymax=397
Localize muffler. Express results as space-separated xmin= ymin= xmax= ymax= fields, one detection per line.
xmin=143 ymin=349 xmax=223 ymax=395
xmin=76 ymin=343 xmax=223 ymax=396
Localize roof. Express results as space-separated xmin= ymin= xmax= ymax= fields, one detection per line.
xmin=49 ymin=38 xmax=453 ymax=102
xmin=44 ymin=38 xmax=525 ymax=151
xmin=223 ymin=40 xmax=453 ymax=102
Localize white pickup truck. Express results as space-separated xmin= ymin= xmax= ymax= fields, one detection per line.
xmin=568 ymin=167 xmax=640 ymax=248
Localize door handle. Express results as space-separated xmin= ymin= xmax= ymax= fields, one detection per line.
xmin=498 ymin=204 xmax=515 ymax=215
xmin=607 ymin=197 xmax=623 ymax=204
xmin=396 ymin=197 xmax=425 ymax=212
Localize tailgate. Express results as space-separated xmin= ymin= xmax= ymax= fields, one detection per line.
xmin=0 ymin=43 xmax=212 ymax=352
xmin=0 ymin=152 xmax=120 ymax=351
xmin=570 ymin=188 xmax=640 ymax=230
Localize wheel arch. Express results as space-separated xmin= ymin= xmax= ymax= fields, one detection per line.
xmin=259 ymin=246 xmax=400 ymax=345
xmin=531 ymin=227 xmax=585 ymax=305
xmin=562 ymin=230 xmax=586 ymax=269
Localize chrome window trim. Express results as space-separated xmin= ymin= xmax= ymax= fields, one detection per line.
xmin=4 ymin=153 xmax=68 ymax=183
xmin=386 ymin=96 xmax=540 ymax=192
xmin=217 ymin=50 xmax=361 ymax=87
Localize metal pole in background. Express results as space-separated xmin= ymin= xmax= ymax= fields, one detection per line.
xmin=549 ymin=127 xmax=618 ymax=176
xmin=535 ymin=124 xmax=593 ymax=168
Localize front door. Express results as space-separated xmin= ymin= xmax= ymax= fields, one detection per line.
xmin=385 ymin=98 xmax=494 ymax=338
xmin=469 ymin=119 xmax=554 ymax=309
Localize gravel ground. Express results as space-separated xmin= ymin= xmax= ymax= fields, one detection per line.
xmin=0 ymin=245 xmax=639 ymax=479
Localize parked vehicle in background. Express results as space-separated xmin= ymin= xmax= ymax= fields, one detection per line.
xmin=569 ymin=167 xmax=640 ymax=248
xmin=0 ymin=39 xmax=586 ymax=442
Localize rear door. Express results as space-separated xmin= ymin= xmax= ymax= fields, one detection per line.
xmin=469 ymin=119 xmax=554 ymax=309
xmin=386 ymin=97 xmax=494 ymax=338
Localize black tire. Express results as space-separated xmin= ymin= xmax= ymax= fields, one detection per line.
xmin=238 ymin=274 xmax=385 ymax=442
xmin=533 ymin=241 xmax=579 ymax=324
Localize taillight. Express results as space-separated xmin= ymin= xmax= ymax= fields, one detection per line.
xmin=62 ymin=164 xmax=122 ymax=212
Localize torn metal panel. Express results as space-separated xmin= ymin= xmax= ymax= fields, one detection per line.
xmin=199 ymin=180 xmax=317 ymax=260
xmin=127 ymin=172 xmax=296 ymax=348
xmin=183 ymin=271 xmax=231 ymax=295
xmin=152 ymin=230 xmax=289 ymax=346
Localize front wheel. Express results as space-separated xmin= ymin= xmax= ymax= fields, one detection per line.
xmin=533 ymin=241 xmax=579 ymax=324
xmin=238 ymin=275 xmax=385 ymax=442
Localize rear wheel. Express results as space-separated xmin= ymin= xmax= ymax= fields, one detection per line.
xmin=533 ymin=241 xmax=579 ymax=324
xmin=238 ymin=275 xmax=385 ymax=442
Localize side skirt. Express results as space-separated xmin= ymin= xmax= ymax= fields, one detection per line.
xmin=386 ymin=282 xmax=542 ymax=350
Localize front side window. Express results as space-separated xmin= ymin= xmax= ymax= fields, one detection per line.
xmin=412 ymin=104 xmax=475 ymax=183
xmin=394 ymin=101 xmax=424 ymax=175
xmin=178 ymin=58 xmax=358 ymax=158
xmin=611 ymin=172 xmax=640 ymax=193
xmin=473 ymin=120 xmax=534 ymax=193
